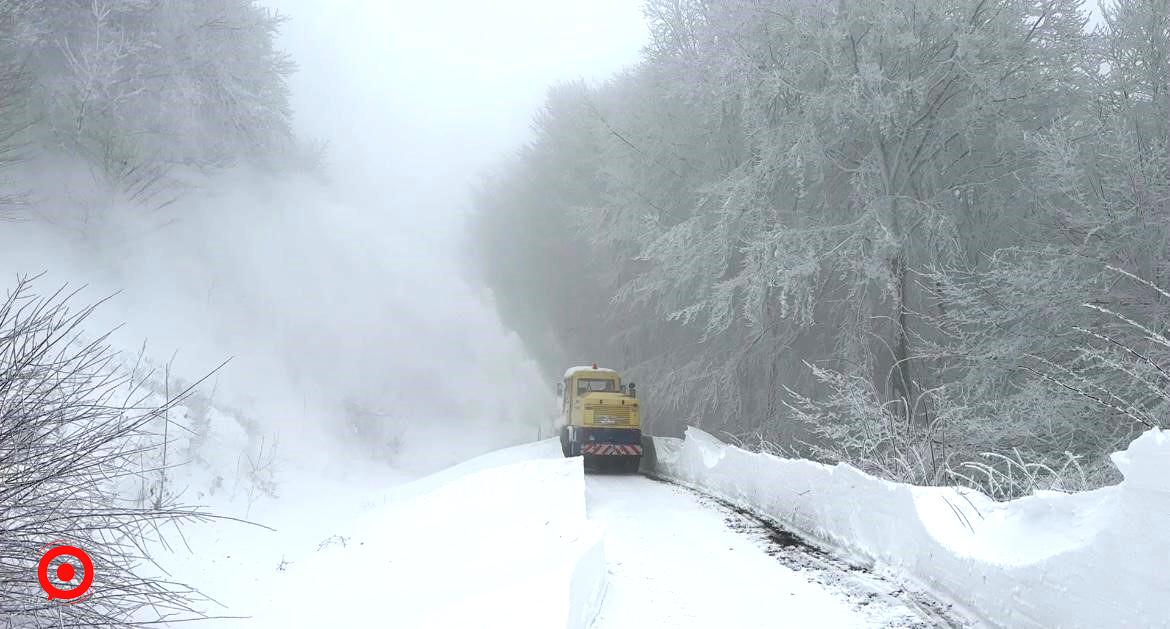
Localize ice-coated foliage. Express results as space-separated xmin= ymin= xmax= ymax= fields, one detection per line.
xmin=470 ymin=0 xmax=1170 ymax=497
xmin=0 ymin=0 xmax=294 ymax=192
xmin=0 ymin=278 xmax=213 ymax=627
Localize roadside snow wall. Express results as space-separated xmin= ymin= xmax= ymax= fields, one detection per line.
xmin=649 ymin=427 xmax=1170 ymax=628
xmin=255 ymin=454 xmax=605 ymax=629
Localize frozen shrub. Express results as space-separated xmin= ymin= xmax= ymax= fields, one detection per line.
xmin=0 ymin=276 xmax=209 ymax=627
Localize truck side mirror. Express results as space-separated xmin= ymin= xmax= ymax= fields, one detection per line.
xmin=556 ymin=382 xmax=564 ymax=397
xmin=628 ymin=382 xmax=636 ymax=397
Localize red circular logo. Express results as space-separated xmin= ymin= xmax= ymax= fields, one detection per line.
xmin=37 ymin=545 xmax=94 ymax=602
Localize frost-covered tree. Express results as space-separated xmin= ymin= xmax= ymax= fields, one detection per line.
xmin=599 ymin=0 xmax=1094 ymax=440
xmin=901 ymin=0 xmax=1170 ymax=481
xmin=0 ymin=0 xmax=34 ymax=213
xmin=0 ymin=0 xmax=294 ymax=189
xmin=470 ymin=0 xmax=1169 ymax=496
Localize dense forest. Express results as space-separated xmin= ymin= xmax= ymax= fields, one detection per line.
xmin=0 ymin=0 xmax=295 ymax=211
xmin=472 ymin=0 xmax=1169 ymax=496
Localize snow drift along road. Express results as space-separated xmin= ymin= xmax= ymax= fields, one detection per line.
xmin=183 ymin=434 xmax=955 ymax=629
xmin=649 ymin=427 xmax=1170 ymax=628
xmin=254 ymin=439 xmax=605 ymax=628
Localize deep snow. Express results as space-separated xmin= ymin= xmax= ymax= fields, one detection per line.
xmin=148 ymin=400 xmax=1170 ymax=628
xmin=649 ymin=427 xmax=1170 ymax=629
xmin=158 ymin=439 xmax=605 ymax=628
xmin=255 ymin=457 xmax=605 ymax=628
xmin=159 ymin=432 xmax=970 ymax=628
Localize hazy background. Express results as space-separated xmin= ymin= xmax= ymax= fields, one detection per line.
xmin=466 ymin=0 xmax=1166 ymax=499
xmin=271 ymin=0 xmax=648 ymax=239
xmin=0 ymin=0 xmax=648 ymax=474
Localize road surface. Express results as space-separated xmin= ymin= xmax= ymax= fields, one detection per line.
xmin=586 ymin=473 xmax=965 ymax=628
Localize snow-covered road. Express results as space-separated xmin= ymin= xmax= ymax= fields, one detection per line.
xmin=155 ymin=425 xmax=1170 ymax=627
xmin=165 ymin=438 xmax=964 ymax=628
xmin=586 ymin=473 xmax=953 ymax=628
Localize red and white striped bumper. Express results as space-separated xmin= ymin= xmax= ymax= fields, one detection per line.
xmin=581 ymin=443 xmax=642 ymax=456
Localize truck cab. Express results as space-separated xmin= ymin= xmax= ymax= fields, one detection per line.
xmin=558 ymin=364 xmax=642 ymax=472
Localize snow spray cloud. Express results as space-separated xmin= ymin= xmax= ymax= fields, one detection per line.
xmin=0 ymin=157 xmax=550 ymax=474
xmin=0 ymin=0 xmax=647 ymax=474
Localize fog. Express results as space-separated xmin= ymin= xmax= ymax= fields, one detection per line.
xmin=0 ymin=1 xmax=648 ymax=473
xmin=6 ymin=2 xmax=1165 ymax=626
xmin=271 ymin=0 xmax=648 ymax=239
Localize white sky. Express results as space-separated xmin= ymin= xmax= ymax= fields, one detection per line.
xmin=267 ymin=0 xmax=649 ymax=236
xmin=264 ymin=1 xmax=1109 ymax=238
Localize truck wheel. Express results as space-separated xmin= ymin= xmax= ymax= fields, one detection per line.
xmin=623 ymin=456 xmax=642 ymax=474
xmin=559 ymin=426 xmax=571 ymax=457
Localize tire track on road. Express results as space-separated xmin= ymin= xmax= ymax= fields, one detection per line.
xmin=640 ymin=474 xmax=976 ymax=628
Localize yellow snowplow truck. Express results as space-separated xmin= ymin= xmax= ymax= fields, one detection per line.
xmin=558 ymin=364 xmax=642 ymax=473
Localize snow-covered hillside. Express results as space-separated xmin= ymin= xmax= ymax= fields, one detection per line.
xmin=0 ymin=156 xmax=550 ymax=472
xmin=0 ymin=158 xmax=562 ymax=625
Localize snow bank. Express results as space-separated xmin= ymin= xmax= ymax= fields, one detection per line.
xmin=649 ymin=427 xmax=1170 ymax=628
xmin=252 ymin=455 xmax=605 ymax=629
xmin=389 ymin=437 xmax=565 ymax=498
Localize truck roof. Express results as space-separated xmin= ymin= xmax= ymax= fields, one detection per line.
xmin=564 ymin=365 xmax=618 ymax=379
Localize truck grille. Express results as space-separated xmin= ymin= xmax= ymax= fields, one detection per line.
xmin=587 ymin=404 xmax=634 ymax=426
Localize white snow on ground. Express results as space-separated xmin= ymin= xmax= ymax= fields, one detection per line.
xmin=165 ymin=431 xmax=963 ymax=628
xmin=650 ymin=427 xmax=1170 ymax=629
xmin=159 ymin=438 xmax=607 ymax=629
xmin=254 ymin=457 xmax=605 ymax=628
xmin=586 ymin=475 xmax=879 ymax=628
xmin=149 ymin=424 xmax=414 ymax=625
xmin=391 ymin=437 xmax=567 ymax=497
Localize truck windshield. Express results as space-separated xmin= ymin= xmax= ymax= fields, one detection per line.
xmin=576 ymin=378 xmax=617 ymax=395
